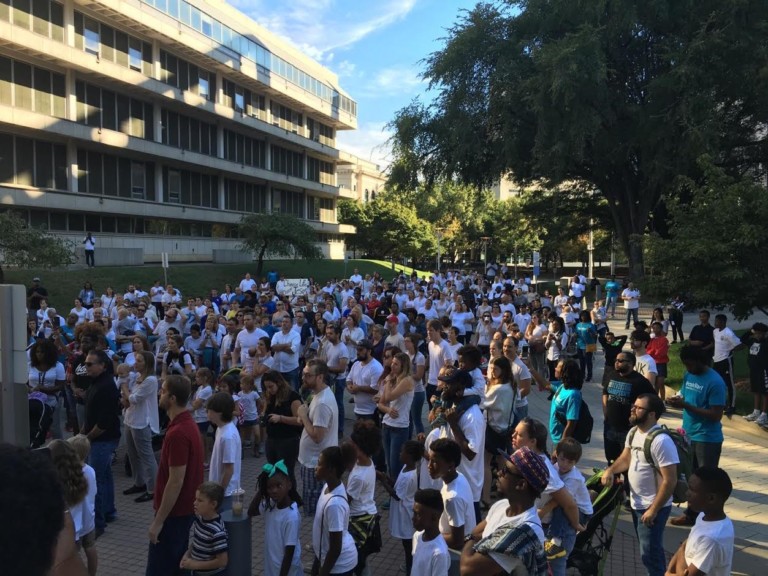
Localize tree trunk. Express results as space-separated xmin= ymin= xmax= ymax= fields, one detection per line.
xmin=256 ymin=241 xmax=268 ymax=277
xmin=0 ymin=265 xmax=4 ymax=284
xmin=627 ymin=234 xmax=645 ymax=282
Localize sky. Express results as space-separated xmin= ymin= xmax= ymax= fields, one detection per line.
xmin=226 ymin=0 xmax=480 ymax=169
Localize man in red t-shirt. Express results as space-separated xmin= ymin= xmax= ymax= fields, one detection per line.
xmin=647 ymin=322 xmax=670 ymax=401
xmin=146 ymin=375 xmax=203 ymax=576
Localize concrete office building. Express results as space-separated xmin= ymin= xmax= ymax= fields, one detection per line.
xmin=336 ymin=151 xmax=386 ymax=204
xmin=0 ymin=0 xmax=358 ymax=264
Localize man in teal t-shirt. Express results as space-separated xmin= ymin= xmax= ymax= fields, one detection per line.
xmin=604 ymin=276 xmax=621 ymax=318
xmin=667 ymin=346 xmax=726 ymax=526
xmin=549 ymin=380 xmax=583 ymax=446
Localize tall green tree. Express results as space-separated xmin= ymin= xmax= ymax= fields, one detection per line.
xmin=646 ymin=159 xmax=768 ymax=318
xmin=0 ymin=212 xmax=76 ymax=283
xmin=238 ymin=213 xmax=322 ymax=277
xmin=388 ymin=0 xmax=768 ymax=280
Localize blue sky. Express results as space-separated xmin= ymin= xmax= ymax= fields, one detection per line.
xmin=227 ymin=0 xmax=479 ymax=168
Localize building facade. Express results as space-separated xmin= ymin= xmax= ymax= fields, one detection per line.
xmin=0 ymin=0 xmax=358 ymax=262
xmin=336 ymin=151 xmax=386 ymax=204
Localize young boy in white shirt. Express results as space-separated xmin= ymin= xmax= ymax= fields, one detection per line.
xmin=411 ymin=488 xmax=451 ymax=576
xmin=540 ymin=438 xmax=593 ymax=560
xmin=666 ymin=466 xmax=735 ymax=576
xmin=206 ymin=391 xmax=242 ymax=512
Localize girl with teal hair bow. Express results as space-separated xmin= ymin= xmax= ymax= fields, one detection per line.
xmin=247 ymin=460 xmax=304 ymax=576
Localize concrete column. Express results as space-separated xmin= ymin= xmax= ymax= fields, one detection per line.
xmin=218 ymin=174 xmax=225 ymax=209
xmin=65 ymin=69 xmax=77 ymax=122
xmin=216 ymin=123 xmax=224 ymax=159
xmin=153 ymin=101 xmax=163 ymax=143
xmin=264 ymin=141 xmax=271 ymax=172
xmin=302 ymin=151 xmax=308 ymax=180
xmin=67 ymin=141 xmax=78 ymax=192
xmin=215 ymin=72 xmax=223 ymax=107
xmin=152 ymin=40 xmax=162 ymax=82
xmin=63 ymin=0 xmax=75 ymax=47
xmin=265 ymin=183 xmax=272 ymax=214
xmin=155 ymin=162 xmax=164 ymax=204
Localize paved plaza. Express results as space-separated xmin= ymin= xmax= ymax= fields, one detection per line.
xmin=90 ymin=309 xmax=768 ymax=575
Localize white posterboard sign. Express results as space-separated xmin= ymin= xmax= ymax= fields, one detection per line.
xmin=282 ymin=278 xmax=310 ymax=297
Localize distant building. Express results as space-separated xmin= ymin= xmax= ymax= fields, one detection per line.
xmin=489 ymin=175 xmax=522 ymax=201
xmin=0 ymin=0 xmax=357 ymax=262
xmin=337 ymin=152 xmax=387 ymax=204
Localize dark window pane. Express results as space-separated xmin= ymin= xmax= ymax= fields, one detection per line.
xmin=34 ymin=140 xmax=53 ymax=188
xmin=103 ymin=154 xmax=117 ymax=196
xmin=15 ymin=136 xmax=33 ymax=185
xmin=85 ymin=214 xmax=100 ymax=232
xmin=0 ymin=56 xmax=11 ymax=106
xmin=33 ymin=67 xmax=51 ymax=115
xmin=53 ymin=143 xmax=67 ymax=190
xmin=77 ymin=148 xmax=87 ymax=192
xmin=87 ymin=150 xmax=102 ymax=194
xmin=0 ymin=134 xmax=13 ymax=183
xmin=102 ymin=89 xmax=116 ymax=131
xmin=50 ymin=211 xmax=67 ymax=230
xmin=50 ymin=2 xmax=64 ymax=41
xmin=30 ymin=209 xmax=48 ymax=229
xmin=101 ymin=216 xmax=115 ymax=233
xmin=118 ymin=157 xmax=131 ymax=197
xmin=116 ymin=216 xmax=131 ymax=233
xmin=68 ymin=213 xmax=85 ymax=231
xmin=13 ymin=61 xmax=33 ymax=110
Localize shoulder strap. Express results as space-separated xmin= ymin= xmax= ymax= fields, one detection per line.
xmin=319 ymin=493 xmax=347 ymax=560
xmin=642 ymin=426 xmax=669 ymax=470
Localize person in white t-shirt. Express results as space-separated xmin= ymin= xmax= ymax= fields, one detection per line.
xmin=666 ymin=466 xmax=734 ymax=576
xmin=234 ymin=312 xmax=269 ymax=375
xmin=712 ymin=314 xmax=744 ymax=416
xmin=631 ymin=330 xmax=658 ymax=390
xmin=427 ymin=438 xmax=476 ymax=551
xmin=297 ymin=360 xmax=339 ymax=516
xmin=603 ymin=393 xmax=679 ymax=576
xmin=346 ymin=341 xmax=384 ymax=420
xmin=239 ymin=273 xmax=257 ymax=293
xmin=459 ymin=446 xmax=548 ymax=576
xmin=426 ymin=320 xmax=456 ymax=407
xmin=311 ymin=446 xmax=358 ymax=575
xmin=622 ymin=282 xmax=641 ymax=329
xmin=411 ymin=488 xmax=451 ymax=576
xmin=206 ymin=392 xmax=242 ymax=512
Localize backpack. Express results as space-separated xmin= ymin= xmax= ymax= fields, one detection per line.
xmin=554 ymin=389 xmax=594 ymax=444
xmin=564 ymin=333 xmax=579 ymax=357
xmin=628 ymin=425 xmax=692 ymax=504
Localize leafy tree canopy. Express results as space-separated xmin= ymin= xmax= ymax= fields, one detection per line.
xmin=388 ymin=0 xmax=768 ymax=281
xmin=0 ymin=212 xmax=76 ymax=283
xmin=646 ymin=158 xmax=768 ymax=319
xmin=238 ymin=213 xmax=322 ymax=277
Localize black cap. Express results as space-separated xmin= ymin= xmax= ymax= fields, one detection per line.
xmin=437 ymin=367 xmax=473 ymax=389
xmin=357 ymin=339 xmax=374 ymax=350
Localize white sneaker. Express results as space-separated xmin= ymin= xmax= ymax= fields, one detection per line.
xmin=755 ymin=414 xmax=768 ymax=426
xmin=744 ymin=411 xmax=760 ymax=422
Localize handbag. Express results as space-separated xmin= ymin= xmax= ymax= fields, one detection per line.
xmin=530 ymin=340 xmax=546 ymax=354
xmin=585 ymin=343 xmax=597 ymax=353
xmin=349 ymin=513 xmax=382 ymax=556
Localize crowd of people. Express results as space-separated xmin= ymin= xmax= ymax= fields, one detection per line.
xmin=7 ymin=266 xmax=749 ymax=576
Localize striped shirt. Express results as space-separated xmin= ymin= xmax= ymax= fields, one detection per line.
xmin=188 ymin=514 xmax=228 ymax=561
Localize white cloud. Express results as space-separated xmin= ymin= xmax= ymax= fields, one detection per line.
xmin=227 ymin=0 xmax=418 ymax=62
xmin=335 ymin=60 xmax=357 ymax=78
xmin=337 ymin=122 xmax=394 ymax=170
xmin=355 ymin=65 xmax=424 ymax=97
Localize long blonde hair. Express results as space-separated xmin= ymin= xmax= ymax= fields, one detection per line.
xmin=393 ymin=352 xmax=412 ymax=382
xmin=49 ymin=440 xmax=88 ymax=507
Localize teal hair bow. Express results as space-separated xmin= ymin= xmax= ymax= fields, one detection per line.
xmin=263 ymin=460 xmax=288 ymax=477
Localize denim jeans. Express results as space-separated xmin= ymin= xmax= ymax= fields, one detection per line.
xmin=547 ymin=509 xmax=589 ymax=576
xmin=382 ymin=424 xmax=410 ymax=480
xmin=625 ymin=308 xmax=639 ymax=329
xmin=409 ymin=390 xmax=426 ymax=437
xmin=632 ymin=505 xmax=672 ymax=576
xmin=145 ymin=514 xmax=194 ymax=576
xmin=89 ymin=438 xmax=119 ymax=530
xmin=577 ymin=348 xmax=594 ymax=381
xmin=282 ymin=368 xmax=300 ymax=393
xmin=125 ymin=425 xmax=158 ymax=492
xmin=334 ymin=378 xmax=346 ymax=437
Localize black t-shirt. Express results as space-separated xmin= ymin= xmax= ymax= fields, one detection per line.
xmin=602 ymin=370 xmax=656 ymax=432
xmin=27 ymin=285 xmax=48 ymax=310
xmin=264 ymin=390 xmax=302 ymax=439
xmin=689 ymin=324 xmax=715 ymax=358
xmin=83 ymin=372 xmax=122 ymax=442
xmin=741 ymin=333 xmax=768 ymax=382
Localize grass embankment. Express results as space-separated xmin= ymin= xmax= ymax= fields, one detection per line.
xmin=4 ymin=259 xmax=429 ymax=308
xmin=666 ymin=333 xmax=753 ymax=414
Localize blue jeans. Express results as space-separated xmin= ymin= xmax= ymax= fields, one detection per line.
xmin=547 ymin=509 xmax=589 ymax=576
xmin=282 ymin=368 xmax=300 ymax=393
xmin=146 ymin=514 xmax=194 ymax=576
xmin=382 ymin=424 xmax=410 ymax=480
xmin=409 ymin=390 xmax=426 ymax=437
xmin=89 ymin=438 xmax=119 ymax=530
xmin=632 ymin=505 xmax=672 ymax=576
xmin=577 ymin=348 xmax=593 ymax=381
xmin=625 ymin=308 xmax=639 ymax=329
xmin=334 ymin=378 xmax=346 ymax=437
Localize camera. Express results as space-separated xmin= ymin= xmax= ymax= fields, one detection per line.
xmin=521 ymin=344 xmax=530 ymax=360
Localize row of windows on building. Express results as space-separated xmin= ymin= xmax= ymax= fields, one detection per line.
xmin=3 ymin=207 xmax=346 ymax=242
xmin=0 ymin=56 xmax=334 ymax=185
xmin=0 ymin=0 xmax=337 ymax=146
xmin=0 ymin=132 xmax=338 ymax=220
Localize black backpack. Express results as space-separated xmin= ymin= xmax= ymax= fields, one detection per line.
xmin=554 ymin=389 xmax=594 ymax=444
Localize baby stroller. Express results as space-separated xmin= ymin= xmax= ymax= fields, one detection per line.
xmin=567 ymin=469 xmax=625 ymax=576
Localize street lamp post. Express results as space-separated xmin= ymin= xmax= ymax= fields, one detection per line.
xmin=480 ymin=236 xmax=491 ymax=268
xmin=436 ymin=229 xmax=444 ymax=273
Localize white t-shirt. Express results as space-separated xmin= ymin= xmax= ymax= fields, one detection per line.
xmin=481 ymin=502 xmax=545 ymax=574
xmin=70 ymin=463 xmax=96 ymax=540
xmin=535 ymin=453 xmax=566 ymax=512
xmin=483 ymin=383 xmax=516 ymax=433
xmin=28 ymin=362 xmax=66 ymax=408
xmin=192 ymin=385 xmax=213 ymax=423
xmin=236 ymin=327 xmax=270 ymax=371
xmin=713 ymin=327 xmax=742 ymax=363
xmin=511 ymin=357 xmax=532 ymax=408
xmin=347 ymin=358 xmax=384 ymax=416
xmin=635 ymin=353 xmax=658 ymax=382
xmin=559 ymin=466 xmax=594 ymax=516
xmin=468 ymin=367 xmax=486 ymax=403
xmin=420 ymin=428 xmax=443 ymax=491
xmin=439 ymin=472 xmax=477 ymax=539
xmin=390 ymin=466 xmax=418 ymax=539
xmin=239 ymin=390 xmax=260 ymax=421
xmin=324 ymin=340 xmax=350 ymax=381
xmin=428 ymin=340 xmax=456 ymax=385
xmin=347 ymin=463 xmax=377 ymax=516
xmin=684 ymin=513 xmax=734 ymax=576
xmin=239 ymin=278 xmax=257 ymax=292
xmin=312 ymin=483 xmax=358 ymax=572
xmin=262 ymin=502 xmax=303 ymax=576
xmin=440 ymin=405 xmax=485 ymax=502
xmin=271 ymin=329 xmax=301 ymax=372
xmin=209 ymin=421 xmax=241 ymax=497
xmin=411 ymin=531 xmax=450 ymax=576
xmin=410 ymin=351 xmax=426 ymax=393
xmin=298 ymin=386 xmax=338 ymax=468
xmin=626 ymin=424 xmax=679 ymax=510
xmin=622 ymin=288 xmax=640 ymax=309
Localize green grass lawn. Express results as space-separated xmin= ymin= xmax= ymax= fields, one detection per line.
xmin=3 ymin=259 xmax=429 ymax=309
xmin=666 ymin=333 xmax=753 ymax=414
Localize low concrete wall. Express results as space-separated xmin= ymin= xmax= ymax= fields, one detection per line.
xmin=212 ymin=249 xmax=252 ymax=264
xmin=74 ymin=247 xmax=143 ymax=266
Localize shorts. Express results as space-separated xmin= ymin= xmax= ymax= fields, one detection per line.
xmin=750 ymin=370 xmax=768 ymax=394
xmin=241 ymin=419 xmax=257 ymax=427
xmin=77 ymin=529 xmax=97 ymax=550
xmin=656 ymin=363 xmax=667 ymax=378
xmin=196 ymin=421 xmax=210 ymax=435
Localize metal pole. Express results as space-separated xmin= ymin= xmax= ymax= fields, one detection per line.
xmin=0 ymin=284 xmax=30 ymax=446
xmin=588 ymin=218 xmax=595 ymax=280
xmin=610 ymin=232 xmax=616 ymax=276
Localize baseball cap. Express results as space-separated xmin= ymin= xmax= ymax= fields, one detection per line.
xmin=386 ymin=314 xmax=399 ymax=324
xmin=32 ymin=277 xmax=41 ymax=282
xmin=437 ymin=367 xmax=472 ymax=389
